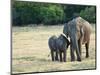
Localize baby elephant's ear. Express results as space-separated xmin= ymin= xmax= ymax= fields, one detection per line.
xmin=68 ymin=42 xmax=71 ymax=45
xmin=66 ymin=41 xmax=70 ymax=48
xmin=69 ymin=42 xmax=71 ymax=45
xmin=67 ymin=41 xmax=71 ymax=46
xmin=67 ymin=39 xmax=70 ymax=45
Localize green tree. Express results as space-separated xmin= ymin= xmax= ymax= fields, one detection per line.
xmin=12 ymin=1 xmax=65 ymax=25
xmin=40 ymin=5 xmax=64 ymax=25
xmin=12 ymin=1 xmax=96 ymax=26
xmin=62 ymin=5 xmax=87 ymax=22
xmin=80 ymin=7 xmax=96 ymax=23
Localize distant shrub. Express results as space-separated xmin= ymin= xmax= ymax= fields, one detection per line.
xmin=12 ymin=1 xmax=96 ymax=26
xmin=80 ymin=7 xmax=96 ymax=23
xmin=12 ymin=1 xmax=65 ymax=26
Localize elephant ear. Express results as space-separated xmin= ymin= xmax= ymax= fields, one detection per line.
xmin=66 ymin=38 xmax=70 ymax=48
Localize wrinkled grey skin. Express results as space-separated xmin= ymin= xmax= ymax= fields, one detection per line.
xmin=48 ymin=35 xmax=58 ymax=61
xmin=63 ymin=17 xmax=92 ymax=61
xmin=48 ymin=34 xmax=70 ymax=62
xmin=56 ymin=34 xmax=70 ymax=62
xmin=63 ymin=18 xmax=81 ymax=61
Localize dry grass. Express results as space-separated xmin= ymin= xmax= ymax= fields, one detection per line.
xmin=12 ymin=25 xmax=96 ymax=74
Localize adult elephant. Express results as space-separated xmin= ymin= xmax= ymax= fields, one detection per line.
xmin=63 ymin=16 xmax=92 ymax=61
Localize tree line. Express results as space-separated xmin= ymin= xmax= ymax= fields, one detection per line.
xmin=12 ymin=1 xmax=96 ymax=26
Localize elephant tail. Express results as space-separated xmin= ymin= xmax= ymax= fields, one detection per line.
xmin=48 ymin=53 xmax=51 ymax=57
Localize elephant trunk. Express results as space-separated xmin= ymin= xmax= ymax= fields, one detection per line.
xmin=70 ymin=34 xmax=78 ymax=50
xmin=71 ymin=34 xmax=81 ymax=61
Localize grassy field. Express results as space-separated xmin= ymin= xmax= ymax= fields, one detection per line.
xmin=12 ymin=25 xmax=96 ymax=74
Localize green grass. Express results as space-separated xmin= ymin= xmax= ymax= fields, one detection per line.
xmin=12 ymin=25 xmax=96 ymax=74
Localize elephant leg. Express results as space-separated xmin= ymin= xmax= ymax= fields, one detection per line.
xmin=85 ymin=42 xmax=89 ymax=58
xmin=55 ymin=50 xmax=59 ymax=61
xmin=60 ymin=51 xmax=63 ymax=62
xmin=63 ymin=50 xmax=66 ymax=62
xmin=79 ymin=26 xmax=84 ymax=56
xmin=76 ymin=40 xmax=81 ymax=61
xmin=70 ymin=44 xmax=75 ymax=61
xmin=76 ymin=49 xmax=81 ymax=61
xmin=78 ymin=39 xmax=82 ymax=58
xmin=51 ymin=50 xmax=54 ymax=61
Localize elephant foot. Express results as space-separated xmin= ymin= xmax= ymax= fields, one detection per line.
xmin=60 ymin=60 xmax=62 ymax=62
xmin=55 ymin=59 xmax=59 ymax=61
xmin=60 ymin=60 xmax=63 ymax=62
xmin=64 ymin=60 xmax=66 ymax=62
xmin=71 ymin=59 xmax=75 ymax=62
xmin=52 ymin=59 xmax=55 ymax=61
xmin=77 ymin=58 xmax=81 ymax=62
xmin=86 ymin=55 xmax=89 ymax=58
xmin=55 ymin=57 xmax=59 ymax=61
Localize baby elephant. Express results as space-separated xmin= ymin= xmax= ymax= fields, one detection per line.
xmin=48 ymin=34 xmax=70 ymax=62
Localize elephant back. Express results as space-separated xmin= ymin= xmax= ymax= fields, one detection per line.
xmin=76 ymin=17 xmax=92 ymax=44
xmin=48 ymin=35 xmax=57 ymax=51
xmin=56 ymin=34 xmax=70 ymax=51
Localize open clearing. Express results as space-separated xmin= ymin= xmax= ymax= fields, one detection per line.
xmin=12 ymin=25 xmax=96 ymax=74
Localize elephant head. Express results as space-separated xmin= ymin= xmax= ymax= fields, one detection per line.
xmin=63 ymin=19 xmax=78 ymax=49
xmin=63 ymin=18 xmax=81 ymax=61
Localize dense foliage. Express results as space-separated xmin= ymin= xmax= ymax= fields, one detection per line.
xmin=12 ymin=1 xmax=96 ymax=26
xmin=80 ymin=7 xmax=96 ymax=23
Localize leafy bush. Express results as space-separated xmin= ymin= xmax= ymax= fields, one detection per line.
xmin=12 ymin=1 xmax=96 ymax=26
xmin=80 ymin=7 xmax=96 ymax=23
xmin=12 ymin=2 xmax=65 ymax=25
